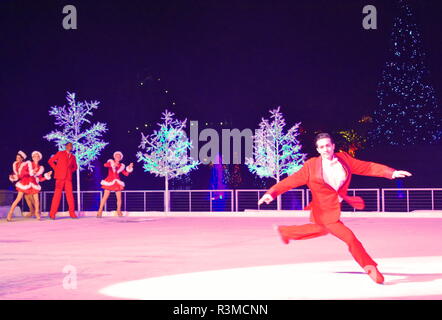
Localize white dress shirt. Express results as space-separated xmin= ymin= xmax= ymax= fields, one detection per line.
xmin=322 ymin=156 xmax=347 ymax=202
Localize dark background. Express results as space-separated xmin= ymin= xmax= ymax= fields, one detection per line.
xmin=1 ymin=0 xmax=441 ymax=190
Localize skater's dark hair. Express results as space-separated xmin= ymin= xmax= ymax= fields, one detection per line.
xmin=314 ymin=133 xmax=334 ymax=147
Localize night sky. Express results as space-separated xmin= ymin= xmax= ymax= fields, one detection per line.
xmin=1 ymin=0 xmax=442 ymax=190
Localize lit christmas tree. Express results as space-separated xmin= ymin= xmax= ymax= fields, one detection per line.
xmin=44 ymin=91 xmax=108 ymax=212
xmin=246 ymin=107 xmax=306 ymax=210
xmin=136 ymin=110 xmax=199 ymax=212
xmin=370 ymin=0 xmax=441 ymax=146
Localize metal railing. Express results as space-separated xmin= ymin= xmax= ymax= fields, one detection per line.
xmin=235 ymin=189 xmax=305 ymax=212
xmin=41 ymin=190 xmax=102 ymax=213
xmin=102 ymin=190 xmax=235 ymax=212
xmin=382 ymin=188 xmax=442 ymax=212
xmin=2 ymin=188 xmax=442 ymax=213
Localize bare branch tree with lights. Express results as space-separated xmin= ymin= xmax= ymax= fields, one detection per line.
xmin=44 ymin=91 xmax=108 ymax=213
xmin=136 ymin=110 xmax=199 ymax=212
xmin=246 ymin=107 xmax=307 ymax=210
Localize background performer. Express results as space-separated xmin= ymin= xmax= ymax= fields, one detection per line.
xmin=48 ymin=142 xmax=78 ymax=220
xmin=97 ymin=151 xmax=134 ymax=218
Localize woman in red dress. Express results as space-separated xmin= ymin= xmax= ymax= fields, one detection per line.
xmin=9 ymin=151 xmax=37 ymax=217
xmin=6 ymin=151 xmax=52 ymax=221
xmin=97 ymin=152 xmax=134 ymax=217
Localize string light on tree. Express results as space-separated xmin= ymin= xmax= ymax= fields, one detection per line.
xmin=370 ymin=0 xmax=441 ymax=146
xmin=246 ymin=106 xmax=306 ymax=210
xmin=44 ymin=91 xmax=108 ymax=212
xmin=136 ymin=110 xmax=200 ymax=212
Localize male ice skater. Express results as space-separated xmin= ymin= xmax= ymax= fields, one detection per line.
xmin=48 ymin=142 xmax=78 ymax=219
xmin=258 ymin=133 xmax=412 ymax=284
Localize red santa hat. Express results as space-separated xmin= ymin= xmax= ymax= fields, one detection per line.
xmin=32 ymin=151 xmax=43 ymax=160
xmin=113 ymin=151 xmax=123 ymax=160
xmin=17 ymin=150 xmax=27 ymax=160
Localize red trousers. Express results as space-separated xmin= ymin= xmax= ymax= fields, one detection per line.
xmin=279 ymin=221 xmax=377 ymax=268
xmin=49 ymin=179 xmax=76 ymax=217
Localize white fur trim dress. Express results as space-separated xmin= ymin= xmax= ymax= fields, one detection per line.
xmin=12 ymin=161 xmax=51 ymax=194
xmin=100 ymin=159 xmax=133 ymax=191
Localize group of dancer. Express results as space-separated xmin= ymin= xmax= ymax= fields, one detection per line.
xmin=5 ymin=142 xmax=133 ymax=221
xmin=7 ymin=150 xmax=52 ymax=221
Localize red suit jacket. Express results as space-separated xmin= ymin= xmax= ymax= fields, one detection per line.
xmin=266 ymin=151 xmax=396 ymax=225
xmin=48 ymin=151 xmax=78 ymax=181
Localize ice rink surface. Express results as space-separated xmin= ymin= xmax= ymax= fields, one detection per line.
xmin=1 ymin=213 xmax=442 ymax=300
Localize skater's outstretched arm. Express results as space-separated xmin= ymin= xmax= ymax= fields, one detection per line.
xmin=392 ymin=170 xmax=412 ymax=178
xmin=341 ymin=151 xmax=411 ymax=179
xmin=258 ymin=159 xmax=311 ymax=205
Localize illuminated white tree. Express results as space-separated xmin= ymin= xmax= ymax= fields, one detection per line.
xmin=246 ymin=107 xmax=306 ymax=210
xmin=136 ymin=110 xmax=199 ymax=212
xmin=44 ymin=91 xmax=108 ymax=212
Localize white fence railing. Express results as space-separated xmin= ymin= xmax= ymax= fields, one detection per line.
xmin=1 ymin=188 xmax=442 ymax=213
xmin=382 ymin=188 xmax=442 ymax=212
xmin=38 ymin=190 xmax=235 ymax=213
xmin=235 ymin=189 xmax=305 ymax=212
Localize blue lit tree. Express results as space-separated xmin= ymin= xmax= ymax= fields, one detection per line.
xmin=246 ymin=107 xmax=306 ymax=210
xmin=370 ymin=0 xmax=441 ymax=146
xmin=44 ymin=91 xmax=108 ymax=212
xmin=136 ymin=110 xmax=199 ymax=212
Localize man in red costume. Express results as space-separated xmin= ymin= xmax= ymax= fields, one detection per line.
xmin=258 ymin=133 xmax=412 ymax=284
xmin=48 ymin=142 xmax=78 ymax=219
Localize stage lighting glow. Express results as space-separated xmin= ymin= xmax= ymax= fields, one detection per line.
xmin=100 ymin=256 xmax=442 ymax=300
